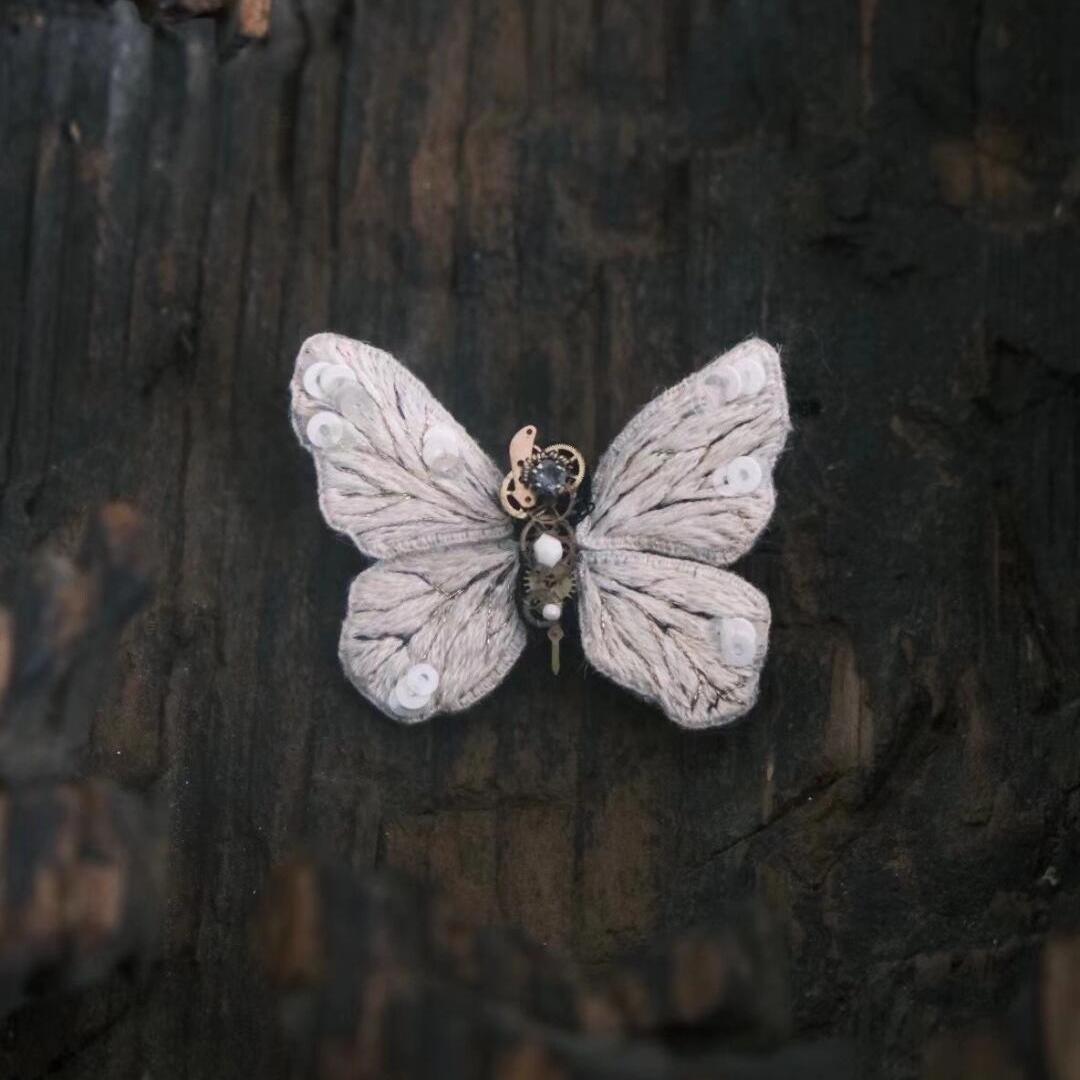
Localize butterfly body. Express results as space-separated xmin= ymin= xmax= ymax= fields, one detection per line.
xmin=290 ymin=334 xmax=790 ymax=729
xmin=496 ymin=425 xmax=587 ymax=659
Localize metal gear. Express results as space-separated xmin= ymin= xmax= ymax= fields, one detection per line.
xmin=524 ymin=565 xmax=576 ymax=604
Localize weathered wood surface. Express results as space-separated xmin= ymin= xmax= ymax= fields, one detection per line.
xmin=125 ymin=0 xmax=271 ymax=54
xmin=255 ymin=860 xmax=1080 ymax=1080
xmin=0 ymin=503 xmax=150 ymax=777
xmin=256 ymin=858 xmax=858 ymax=1079
xmin=0 ymin=505 xmax=159 ymax=1031
xmin=1 ymin=1 xmax=1079 ymax=1076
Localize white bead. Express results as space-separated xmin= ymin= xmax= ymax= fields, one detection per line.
xmin=533 ymin=534 xmax=564 ymax=568
xmin=422 ymin=425 xmax=461 ymax=476
xmin=705 ymin=365 xmax=743 ymax=403
xmin=306 ymin=411 xmax=346 ymax=449
xmin=404 ymin=663 xmax=439 ymax=697
xmin=716 ymin=616 xmax=758 ymax=666
xmin=734 ymin=354 xmax=766 ymax=396
xmin=542 ymin=602 xmax=562 ymax=622
xmin=712 ymin=456 xmax=763 ymax=497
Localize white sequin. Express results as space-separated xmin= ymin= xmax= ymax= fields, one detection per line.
xmin=306 ymin=411 xmax=346 ymax=449
xmin=305 ymin=362 xmax=354 ymax=401
xmin=715 ymin=616 xmax=758 ymax=666
xmin=422 ymin=426 xmax=461 ymax=476
xmin=705 ymin=365 xmax=743 ymax=403
xmin=712 ymin=456 xmax=763 ymax=497
xmin=302 ymin=361 xmax=332 ymax=399
xmin=388 ymin=683 xmax=425 ymax=716
xmin=734 ymin=354 xmax=766 ymax=396
xmin=404 ymin=663 xmax=440 ymax=697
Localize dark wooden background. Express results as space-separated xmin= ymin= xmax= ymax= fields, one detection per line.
xmin=2 ymin=1 xmax=1079 ymax=1076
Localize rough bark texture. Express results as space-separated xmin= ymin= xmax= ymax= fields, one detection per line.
xmin=1 ymin=1 xmax=1079 ymax=1077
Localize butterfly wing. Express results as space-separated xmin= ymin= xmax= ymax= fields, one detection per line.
xmin=290 ymin=333 xmax=523 ymax=723
xmin=576 ymin=338 xmax=790 ymax=728
xmin=575 ymin=338 xmax=789 ymax=567
xmin=290 ymin=333 xmax=512 ymax=559
xmin=577 ymin=550 xmax=770 ymax=729
xmin=338 ymin=540 xmax=525 ymax=723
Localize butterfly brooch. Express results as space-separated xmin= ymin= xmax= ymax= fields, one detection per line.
xmin=290 ymin=334 xmax=790 ymax=729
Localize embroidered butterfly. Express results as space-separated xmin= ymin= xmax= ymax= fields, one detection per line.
xmin=290 ymin=334 xmax=790 ymax=729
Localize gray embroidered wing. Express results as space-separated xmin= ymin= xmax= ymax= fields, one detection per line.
xmin=290 ymin=333 xmax=523 ymax=723
xmin=577 ymin=550 xmax=771 ymax=729
xmin=575 ymin=338 xmax=790 ymax=728
xmin=575 ymin=338 xmax=790 ymax=567
xmin=290 ymin=333 xmax=512 ymax=559
xmin=338 ymin=541 xmax=525 ymax=723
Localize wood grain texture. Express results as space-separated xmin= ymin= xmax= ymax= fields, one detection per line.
xmin=1 ymin=1 xmax=1079 ymax=1077
xmin=254 ymin=858 xmax=854 ymax=1079
xmin=0 ymin=504 xmax=160 ymax=1044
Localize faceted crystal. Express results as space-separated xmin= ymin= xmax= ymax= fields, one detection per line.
xmin=532 ymin=458 xmax=568 ymax=500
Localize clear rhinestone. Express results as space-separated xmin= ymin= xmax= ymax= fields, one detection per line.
xmin=532 ymin=458 xmax=568 ymax=500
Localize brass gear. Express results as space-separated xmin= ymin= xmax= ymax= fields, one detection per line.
xmin=524 ymin=565 xmax=576 ymax=604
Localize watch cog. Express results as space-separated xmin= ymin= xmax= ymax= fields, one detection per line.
xmin=524 ymin=566 xmax=576 ymax=603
